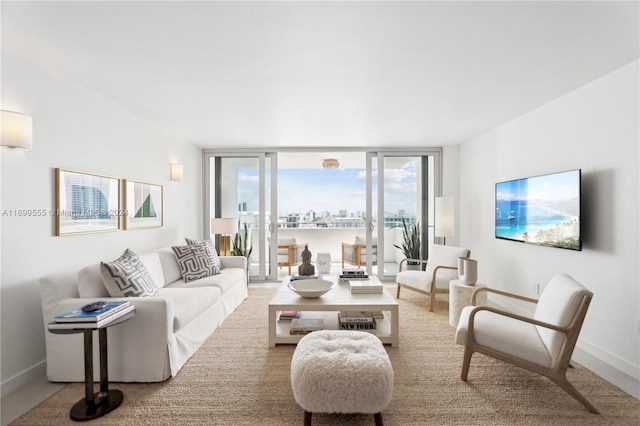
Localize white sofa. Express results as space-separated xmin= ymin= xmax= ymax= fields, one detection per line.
xmin=39 ymin=247 xmax=248 ymax=382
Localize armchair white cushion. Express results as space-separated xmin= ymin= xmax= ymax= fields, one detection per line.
xmin=455 ymin=273 xmax=598 ymax=413
xmin=395 ymin=245 xmax=470 ymax=311
xmin=341 ymin=236 xmax=378 ymax=268
xmin=274 ymin=237 xmax=306 ymax=275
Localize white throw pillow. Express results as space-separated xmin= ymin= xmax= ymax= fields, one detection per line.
xmin=100 ymin=249 xmax=159 ymax=297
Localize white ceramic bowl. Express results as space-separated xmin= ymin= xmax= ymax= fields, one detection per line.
xmin=288 ymin=279 xmax=333 ymax=298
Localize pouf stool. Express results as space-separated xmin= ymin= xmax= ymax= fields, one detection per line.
xmin=290 ymin=330 xmax=393 ymax=426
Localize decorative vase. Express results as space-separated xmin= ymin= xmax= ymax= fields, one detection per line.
xmin=458 ymin=257 xmax=478 ymax=286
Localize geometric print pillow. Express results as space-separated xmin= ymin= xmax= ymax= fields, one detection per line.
xmin=185 ymin=237 xmax=222 ymax=270
xmin=100 ymin=249 xmax=159 ymax=297
xmin=172 ymin=244 xmax=220 ymax=283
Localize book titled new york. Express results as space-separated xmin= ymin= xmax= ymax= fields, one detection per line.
xmin=55 ymin=300 xmax=131 ymax=322
xmin=49 ymin=305 xmax=135 ymax=329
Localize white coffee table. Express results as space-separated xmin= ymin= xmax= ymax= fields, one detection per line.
xmin=268 ymin=276 xmax=399 ymax=347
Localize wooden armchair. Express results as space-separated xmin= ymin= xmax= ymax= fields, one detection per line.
xmin=276 ymin=238 xmax=306 ymax=275
xmin=455 ymin=273 xmax=598 ymax=413
xmin=341 ymin=236 xmax=377 ymax=269
xmin=395 ymin=245 xmax=470 ymax=312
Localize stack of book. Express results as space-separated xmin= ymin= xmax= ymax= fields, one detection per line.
xmin=289 ymin=318 xmax=324 ymax=335
xmin=338 ymin=268 xmax=369 ymax=284
xmin=349 ymin=279 xmax=383 ymax=294
xmin=290 ymin=274 xmax=323 ymax=281
xmin=49 ymin=300 xmax=135 ymax=329
xmin=278 ymin=310 xmax=301 ymax=322
xmin=338 ymin=311 xmax=377 ymax=332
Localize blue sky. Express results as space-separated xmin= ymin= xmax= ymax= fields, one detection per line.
xmin=496 ymin=170 xmax=580 ymax=202
xmin=237 ymin=161 xmax=419 ymax=216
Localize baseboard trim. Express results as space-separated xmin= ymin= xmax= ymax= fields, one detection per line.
xmin=572 ymin=346 xmax=640 ymax=400
xmin=0 ymin=359 xmax=46 ymax=398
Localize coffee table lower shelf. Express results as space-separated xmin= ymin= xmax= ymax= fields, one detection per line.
xmin=270 ymin=310 xmax=398 ymax=347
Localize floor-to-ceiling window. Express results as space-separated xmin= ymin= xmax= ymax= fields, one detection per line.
xmin=204 ymin=149 xmax=441 ymax=282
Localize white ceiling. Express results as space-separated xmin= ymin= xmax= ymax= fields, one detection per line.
xmin=1 ymin=1 xmax=638 ymax=149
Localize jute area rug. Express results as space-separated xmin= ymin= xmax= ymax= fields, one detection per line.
xmin=13 ymin=287 xmax=640 ymax=425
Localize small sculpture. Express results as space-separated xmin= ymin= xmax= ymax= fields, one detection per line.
xmin=298 ymin=244 xmax=315 ymax=276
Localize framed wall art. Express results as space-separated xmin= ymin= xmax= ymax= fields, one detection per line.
xmin=55 ymin=168 xmax=121 ymax=236
xmin=123 ymin=179 xmax=163 ymax=230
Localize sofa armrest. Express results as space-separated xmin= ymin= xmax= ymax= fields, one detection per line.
xmin=219 ymin=255 xmax=247 ymax=270
xmin=43 ymin=296 xmax=175 ymax=382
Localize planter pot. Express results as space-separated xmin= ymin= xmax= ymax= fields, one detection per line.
xmin=405 ymin=263 xmax=422 ymax=271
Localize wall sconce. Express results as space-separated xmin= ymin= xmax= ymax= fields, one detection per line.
xmin=170 ymin=163 xmax=184 ymax=181
xmin=1 ymin=110 xmax=33 ymax=151
xmin=435 ymin=196 xmax=455 ymax=244
xmin=322 ymin=158 xmax=339 ymax=169
xmin=210 ymin=218 xmax=238 ymax=256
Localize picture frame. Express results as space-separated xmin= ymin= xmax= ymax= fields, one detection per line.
xmin=123 ymin=179 xmax=163 ymax=230
xmin=55 ymin=168 xmax=121 ymax=236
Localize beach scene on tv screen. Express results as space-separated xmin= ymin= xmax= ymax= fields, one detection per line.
xmin=495 ymin=170 xmax=580 ymax=250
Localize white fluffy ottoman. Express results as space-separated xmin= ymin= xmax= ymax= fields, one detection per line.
xmin=290 ymin=330 xmax=394 ymax=426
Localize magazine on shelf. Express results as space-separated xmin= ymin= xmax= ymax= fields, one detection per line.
xmin=278 ymin=310 xmax=301 ymax=322
xmin=49 ymin=305 xmax=135 ymax=329
xmin=289 ymin=318 xmax=324 ymax=334
xmin=54 ymin=300 xmax=131 ymax=323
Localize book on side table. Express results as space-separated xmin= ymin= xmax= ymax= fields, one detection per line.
xmin=55 ymin=300 xmax=131 ymax=322
xmin=50 ymin=301 xmax=135 ymax=329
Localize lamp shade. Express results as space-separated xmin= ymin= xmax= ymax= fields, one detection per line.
xmin=1 ymin=110 xmax=33 ymax=151
xmin=211 ymin=218 xmax=238 ymax=235
xmin=170 ymin=163 xmax=184 ymax=181
xmin=435 ymin=197 xmax=455 ymax=238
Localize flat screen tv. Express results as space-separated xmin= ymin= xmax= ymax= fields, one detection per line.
xmin=495 ymin=169 xmax=581 ymax=251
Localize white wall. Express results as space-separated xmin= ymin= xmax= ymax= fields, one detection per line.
xmin=459 ymin=60 xmax=639 ymax=397
xmin=0 ymin=52 xmax=203 ymax=395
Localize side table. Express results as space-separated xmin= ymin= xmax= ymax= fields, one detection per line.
xmin=449 ymin=280 xmax=487 ymax=328
xmin=48 ymin=310 xmax=135 ymax=421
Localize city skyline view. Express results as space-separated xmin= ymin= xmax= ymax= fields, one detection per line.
xmin=236 ymin=160 xmax=419 ymax=217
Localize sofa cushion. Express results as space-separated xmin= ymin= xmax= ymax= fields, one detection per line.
xmin=154 ymin=247 xmax=183 ymax=285
xmin=172 ymin=245 xmax=220 ymax=283
xmin=185 ymin=237 xmax=221 ymax=269
xmin=78 ymin=264 xmax=110 ymax=298
xmin=167 ymin=267 xmax=245 ymax=294
xmin=158 ymin=287 xmax=222 ymax=332
xmin=100 ymin=249 xmax=159 ymax=297
xmin=139 ymin=252 xmax=166 ymax=289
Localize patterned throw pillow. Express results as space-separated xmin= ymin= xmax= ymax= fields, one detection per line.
xmin=172 ymin=244 xmax=220 ymax=283
xmin=185 ymin=237 xmax=222 ymax=270
xmin=100 ymin=249 xmax=159 ymax=297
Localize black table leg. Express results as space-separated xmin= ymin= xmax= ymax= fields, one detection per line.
xmin=69 ymin=329 xmax=123 ymax=421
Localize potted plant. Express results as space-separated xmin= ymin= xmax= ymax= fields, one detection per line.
xmin=232 ymin=223 xmax=253 ymax=280
xmin=393 ymin=217 xmax=422 ymax=270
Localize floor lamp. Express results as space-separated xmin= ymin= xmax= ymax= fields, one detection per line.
xmin=211 ymin=218 xmax=238 ymax=256
xmin=435 ymin=197 xmax=455 ymax=245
